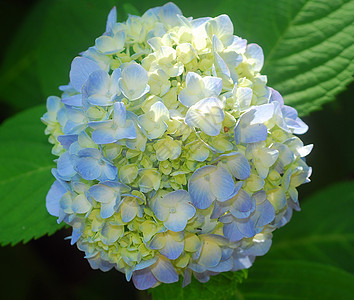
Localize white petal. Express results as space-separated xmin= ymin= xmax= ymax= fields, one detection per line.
xmin=203 ymin=76 xmax=223 ymax=96
xmin=150 ymin=101 xmax=169 ymax=122
xmin=246 ymin=43 xmax=264 ymax=71
xmin=119 ymin=63 xmax=150 ymax=100
xmin=185 ymin=97 xmax=224 ymax=136
xmin=236 ymin=87 xmax=253 ymax=110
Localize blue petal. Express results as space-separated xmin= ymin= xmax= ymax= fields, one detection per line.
xmin=292 ymin=117 xmax=309 ymax=134
xmin=210 ymin=165 xmax=235 ymax=202
xmin=163 ymin=189 xmax=190 ymax=206
xmin=100 ymin=201 xmax=117 ymax=219
xmin=208 ymin=257 xmax=233 ymax=272
xmin=62 ymin=94 xmax=82 ymax=106
xmin=254 ymin=200 xmax=275 ymax=227
xmin=151 ymin=256 xmax=179 ymax=283
xmin=74 ymin=156 xmax=101 ymax=180
xmin=87 ymin=255 xmax=114 ymax=271
xmin=160 ymin=235 xmax=184 ymax=260
xmin=210 ymin=201 xmax=229 ymax=219
xmin=229 ymin=190 xmax=254 ymax=219
xmin=269 ymin=88 xmax=284 ymax=105
xmin=57 ymin=134 xmax=78 ymax=149
xmin=182 ymin=269 xmax=192 ymax=287
xmin=164 ymin=212 xmax=188 ymax=232
xmin=57 ymin=151 xmax=76 ymax=180
xmin=250 ymin=104 xmax=274 ymax=124
xmin=91 ymin=126 xmax=117 ymax=144
xmin=51 ymin=168 xmax=71 ymax=191
xmin=89 ymin=184 xmax=116 ymax=204
xmin=234 ymin=121 xmax=241 ymax=144
xmin=233 ymin=190 xmax=252 ymax=212
xmin=46 ymin=180 xmax=67 ymax=217
xmin=243 ymin=238 xmax=272 ymax=256
xmin=134 ymin=257 xmax=159 ymax=271
xmin=99 ymin=161 xmax=117 ymax=181
xmin=223 ymin=220 xmax=244 ymax=242
xmin=221 ymin=247 xmax=233 ymax=261
xmin=63 ymin=120 xmax=86 ymax=135
xmin=116 ymin=121 xmax=137 ymax=140
xmin=105 ymin=6 xmax=117 ymax=33
xmin=159 ymin=2 xmax=182 ymax=28
xmin=69 ymin=57 xmax=100 ymax=91
xmin=77 ymin=148 xmax=101 ymax=159
xmin=132 ymin=268 xmax=158 ymax=290
xmin=152 ymin=201 xmax=170 ymax=222
xmin=112 ymin=102 xmax=126 ymax=127
xmin=193 ymin=271 xmax=211 ymax=283
xmin=179 ymin=202 xmax=196 ymax=220
xmin=241 ymin=123 xmax=268 ymax=143
xmin=282 ymin=105 xmax=298 ymax=120
xmin=46 ymin=96 xmax=62 ymax=111
xmin=111 ymin=68 xmax=121 ymax=84
xmin=219 ymin=153 xmax=251 ymax=180
xmin=188 ymin=166 xmax=215 ymax=209
xmin=70 ymin=222 xmax=83 ymax=245
xmin=84 ymin=70 xmax=111 ymax=106
xmin=237 ymin=218 xmax=256 ymax=238
xmin=231 ymin=256 xmax=253 ymax=271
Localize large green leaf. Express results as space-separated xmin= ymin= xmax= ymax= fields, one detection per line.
xmin=235 ymin=260 xmax=354 ymax=300
xmin=0 ymin=0 xmax=54 ymax=110
xmin=150 ymin=271 xmax=247 ymax=300
xmin=213 ymin=0 xmax=354 ymax=116
xmin=267 ymin=180 xmax=354 ymax=273
xmin=0 ymin=105 xmax=63 ymax=246
xmin=150 ymin=261 xmax=354 ymax=300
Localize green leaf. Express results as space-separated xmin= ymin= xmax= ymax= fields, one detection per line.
xmin=0 ymin=105 xmax=63 ymax=246
xmin=213 ymin=0 xmax=354 ymax=116
xmin=36 ymin=0 xmax=116 ymax=97
xmin=150 ymin=270 xmax=247 ymax=300
xmin=122 ymin=3 xmax=141 ymax=18
xmin=268 ymin=180 xmax=354 ymax=273
xmin=0 ymin=0 xmax=54 ymax=110
xmin=235 ymin=260 xmax=354 ymax=300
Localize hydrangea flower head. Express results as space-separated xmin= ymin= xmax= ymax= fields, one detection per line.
xmin=42 ymin=2 xmax=312 ymax=290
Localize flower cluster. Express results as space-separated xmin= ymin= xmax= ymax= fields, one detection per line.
xmin=42 ymin=3 xmax=312 ymax=290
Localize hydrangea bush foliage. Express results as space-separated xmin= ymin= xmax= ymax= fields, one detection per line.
xmin=42 ymin=2 xmax=312 ymax=290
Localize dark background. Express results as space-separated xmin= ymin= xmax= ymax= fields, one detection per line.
xmin=0 ymin=0 xmax=353 ymax=299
